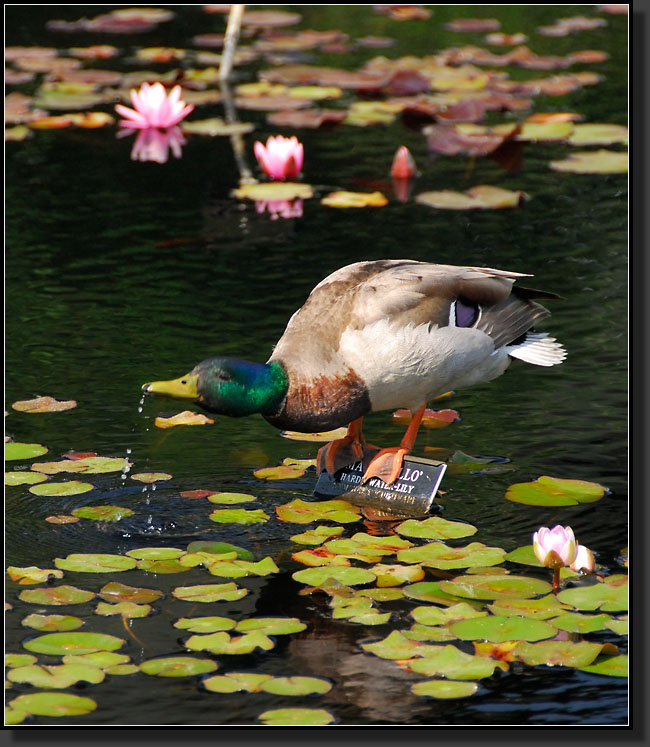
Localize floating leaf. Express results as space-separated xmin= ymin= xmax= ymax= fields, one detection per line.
xmin=446 ymin=18 xmax=500 ymax=31
xmin=23 ymin=632 xmax=125 ymax=656
xmin=12 ymin=395 xmax=77 ymax=413
xmin=140 ymin=656 xmax=217 ymax=677
xmin=513 ymin=121 xmax=574 ymax=141
xmin=267 ymin=108 xmax=347 ymax=129
xmin=370 ymin=563 xmax=425 ymax=587
xmin=62 ymin=652 xmax=131 ymax=669
xmin=207 ymin=491 xmax=257 ymax=504
xmin=488 ymin=594 xmax=569 ymax=619
xmin=411 ymin=679 xmax=478 ymax=699
xmin=439 ymin=574 xmax=552 ymax=600
xmin=557 ymin=575 xmax=628 ymax=612
xmin=258 ymin=708 xmax=335 ymax=726
xmin=32 ymin=455 xmax=131 ymax=474
xmin=209 ymin=508 xmax=269 ymax=524
xmin=281 ymin=427 xmax=348 ymax=441
xmin=290 ymin=525 xmax=345 ymax=545
xmin=7 ymin=566 xmax=64 ymax=585
xmin=550 ymin=149 xmax=628 ymax=174
xmin=292 ymin=566 xmax=376 ymax=587
xmin=410 ymin=645 xmax=499 ymax=679
xmin=605 ymin=616 xmax=628 ymax=635
xmin=397 ymin=541 xmax=506 ymax=570
xmin=396 ymin=516 xmax=477 ymax=540
xmin=568 ymin=123 xmax=628 ymax=145
xmin=416 ymin=185 xmax=526 ymax=210
xmin=235 ymin=617 xmax=307 ymax=636
xmin=505 ymin=475 xmax=607 ymax=506
xmin=95 ymin=601 xmax=152 ymax=618
xmin=262 ymin=676 xmax=331 ymax=696
xmin=579 ymin=654 xmax=628 ymax=677
xmin=21 ymin=614 xmax=84 ymax=632
xmin=548 ymin=611 xmax=611 ymax=633
xmin=185 ymin=631 xmax=275 ymax=655
xmin=154 ymin=410 xmax=214 ymax=428
xmin=504 ymin=544 xmax=544 ymax=567
xmin=186 ymin=540 xmax=254 ymax=560
xmin=393 ymin=408 xmax=459 ymax=429
xmin=172 ymin=583 xmax=248 ymax=603
xmin=450 ymin=615 xmax=557 ymax=643
xmin=361 ymin=630 xmax=441 ymax=660
xmin=537 ymin=16 xmax=607 ymax=36
xmin=233 ymin=182 xmax=313 ymax=201
xmin=292 ymin=547 xmax=351 ymax=567
xmin=5 ymin=442 xmax=48 ymax=461
xmin=29 ymin=480 xmax=94 ymax=496
xmin=71 ymin=505 xmax=134 ymax=521
xmin=515 ymin=640 xmax=604 ymax=668
xmin=404 ymin=581 xmax=485 ymax=608
xmin=5 ymin=470 xmax=48 ymax=485
xmin=54 ymin=554 xmax=137 ymax=573
xmin=5 ymin=654 xmax=38 ymax=668
xmin=19 ymin=585 xmax=95 ymax=606
xmin=9 ymin=692 xmax=97 ymax=718
xmin=321 ymin=191 xmax=388 ymax=208
xmin=7 ymin=662 xmax=105 ymax=689
xmin=411 ymin=603 xmax=488 ymax=626
xmin=99 ymin=580 xmax=164 ymax=603
xmin=125 ymin=547 xmax=185 ymax=561
xmin=45 ymin=514 xmax=80 ymax=524
xmin=137 ymin=558 xmax=189 ymax=574
xmin=181 ymin=118 xmax=254 ymax=136
xmin=204 ymin=672 xmax=273 ymax=693
xmin=253 ymin=464 xmax=305 ymax=480
xmin=174 ymin=616 xmax=237 ymax=634
xmin=130 ymin=472 xmax=172 ymax=483
xmin=276 ymin=498 xmax=361 ymax=524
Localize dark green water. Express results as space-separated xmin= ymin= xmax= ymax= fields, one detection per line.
xmin=5 ymin=5 xmax=627 ymax=726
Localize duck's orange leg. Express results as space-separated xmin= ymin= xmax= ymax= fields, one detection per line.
xmin=317 ymin=417 xmax=366 ymax=475
xmin=362 ymin=404 xmax=426 ymax=485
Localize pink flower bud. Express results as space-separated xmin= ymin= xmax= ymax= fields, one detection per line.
xmin=532 ymin=525 xmax=578 ymax=568
xmin=254 ymin=135 xmax=304 ymax=180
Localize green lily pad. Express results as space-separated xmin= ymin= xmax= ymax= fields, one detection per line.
xmin=515 ymin=640 xmax=604 ymax=667
xmin=181 ymin=117 xmax=254 ymax=136
xmin=548 ymin=612 xmax=612 ymax=633
xmin=488 ymin=594 xmax=569 ymax=619
xmin=95 ymin=601 xmax=152 ymax=618
xmin=19 ymin=585 xmax=95 ymax=606
xmin=5 ymin=705 xmax=29 ymax=725
xmin=125 ymin=547 xmax=185 ymax=560
xmin=233 ymin=182 xmax=313 ymax=202
xmin=557 ymin=575 xmax=628 ymax=611
xmin=207 ymin=491 xmax=257 ymax=504
xmin=29 ymin=480 xmax=94 ymax=496
xmin=71 ymin=505 xmax=134 ymax=521
xmin=140 ymin=656 xmax=218 ymax=677
xmin=136 ymin=558 xmax=189 ymax=574
xmin=7 ymin=662 xmax=105 ymax=688
xmin=404 ymin=623 xmax=458 ymax=642
xmin=504 ymin=544 xmax=545 ymax=567
xmin=130 ymin=472 xmax=172 ymax=482
xmin=411 ymin=603 xmax=488 ymax=626
xmin=605 ymin=616 xmax=628 ymax=635
xmin=568 ymin=123 xmax=628 ymax=145
xmin=172 ymin=583 xmax=248 ymax=603
xmin=105 ymin=663 xmax=139 ymax=675
xmin=411 ymin=680 xmax=478 ymax=699
xmin=204 ymin=672 xmax=273 ymax=693
xmin=404 ymin=581 xmax=485 ymax=608
xmin=409 ymin=645 xmax=499 ymax=679
xmin=62 ymin=652 xmax=131 ymax=669
xmin=7 ymin=566 xmax=64 ymax=585
xmin=358 ymin=587 xmax=405 ymax=602
xmin=579 ymin=654 xmax=628 ymax=677
xmin=5 ymin=442 xmax=48 ymax=461
xmin=450 ymin=615 xmax=557 ymax=643
xmin=395 ymin=516 xmax=478 ymax=540
xmin=550 ymin=149 xmax=628 ymax=174
xmin=276 ymin=498 xmax=362 ymax=524
xmin=290 ymin=526 xmax=345 ymax=545
xmin=209 ymin=508 xmax=269 ymax=524
xmin=348 ymin=611 xmax=392 ymax=625
xmin=258 ymin=707 xmax=336 ymax=726
xmin=292 ymin=566 xmax=376 ymax=587
xmin=185 ymin=631 xmax=275 ymax=655
xmin=9 ymin=692 xmax=97 ymax=717
xmin=54 ymin=554 xmax=137 ymax=573
xmin=361 ymin=630 xmax=442 ymax=660
xmin=174 ymin=616 xmax=237 ymax=633
xmin=369 ymin=563 xmax=425 ymax=587
xmin=326 ymin=532 xmax=413 ymax=559
xmin=23 ymin=632 xmax=125 ymax=656
xmin=235 ymin=617 xmax=307 ymax=635
xmin=206 ymin=557 xmax=279 ymax=578
xmin=5 ymin=470 xmax=48 ymax=485
xmin=397 ymin=541 xmax=506 ymax=569
xmin=98 ymin=581 xmax=163 ymax=604
xmin=330 ymin=596 xmax=374 ymax=619
xmin=31 ymin=456 xmax=131 ymax=474
xmin=515 ymin=121 xmax=574 ymax=141
xmin=439 ymin=574 xmax=553 ymax=600
xmin=186 ymin=540 xmax=254 ymax=560
xmin=261 ymin=676 xmax=332 ymax=696
xmin=21 ymin=614 xmax=84 ymax=631
xmin=505 ymin=475 xmax=607 ymax=506
xmin=6 ymin=653 xmax=38 ymax=668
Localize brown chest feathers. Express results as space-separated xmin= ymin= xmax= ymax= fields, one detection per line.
xmin=263 ymin=367 xmax=370 ymax=432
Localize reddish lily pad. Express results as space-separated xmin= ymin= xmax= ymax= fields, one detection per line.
xmin=54 ymin=554 xmax=137 ymax=573
xmin=5 ymin=442 xmax=48 ymax=461
xmin=23 ymin=632 xmax=124 ymax=656
xmin=450 ymin=615 xmax=557 ymax=643
xmin=550 ymin=149 xmax=628 ymax=174
xmin=267 ymin=108 xmax=347 ymax=128
xmin=292 ymin=547 xmax=351 ymax=567
xmin=439 ymin=574 xmax=553 ymax=600
xmin=445 ymin=18 xmax=501 ymax=32
xmin=258 ymin=708 xmax=336 ymax=726
xmin=515 ymin=640 xmax=604 ymax=668
xmin=5 ymin=470 xmax=48 ymax=485
xmin=416 ymin=185 xmax=526 ymax=210
xmin=98 ymin=581 xmax=163 ymax=604
xmin=18 ymin=585 xmax=95 ymax=606
xmin=71 ymin=505 xmax=134 ymax=521
xmin=7 ymin=662 xmax=105 ymax=688
xmin=7 ymin=566 xmax=64 ymax=585
xmin=209 ymin=508 xmax=269 ymax=524
xmin=9 ymin=692 xmax=97 ymax=718
xmin=21 ymin=614 xmax=84 ymax=632
xmin=397 ymin=541 xmax=506 ymax=569
xmin=557 ymin=575 xmax=628 ymax=612
xmin=140 ymin=656 xmax=218 ymax=677
xmin=12 ymin=395 xmax=77 ymax=413
xmin=154 ymin=411 xmax=214 ymax=428
xmin=29 ymin=480 xmax=94 ymax=497
xmin=505 ymin=475 xmax=607 ymax=506
xmin=45 ymin=514 xmax=80 ymax=524
xmin=579 ymin=654 xmax=628 ymax=677
xmin=276 ymin=498 xmax=361 ymax=524
xmin=172 ymin=583 xmax=249 ymax=603
xmin=411 ymin=680 xmax=478 ymax=699
xmin=396 ymin=516 xmax=477 ymax=540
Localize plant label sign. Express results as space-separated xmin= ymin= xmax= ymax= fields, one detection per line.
xmin=314 ymin=452 xmax=446 ymax=516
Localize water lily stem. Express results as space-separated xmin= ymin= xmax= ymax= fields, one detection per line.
xmin=220 ymin=4 xmax=245 ymax=81
xmin=552 ymin=566 xmax=561 ymax=593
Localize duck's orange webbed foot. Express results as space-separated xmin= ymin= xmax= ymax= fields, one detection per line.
xmin=317 ymin=417 xmax=365 ymax=475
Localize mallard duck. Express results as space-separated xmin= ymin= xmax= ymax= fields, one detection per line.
xmin=143 ymin=259 xmax=565 ymax=485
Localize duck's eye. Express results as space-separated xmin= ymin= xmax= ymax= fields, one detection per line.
xmin=454 ymin=297 xmax=480 ymax=328
xmin=216 ymin=370 xmax=232 ymax=382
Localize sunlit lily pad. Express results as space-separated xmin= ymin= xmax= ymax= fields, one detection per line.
xmin=5 ymin=441 xmax=48 ymax=461
xmin=505 ymin=475 xmax=607 ymax=506
xmin=405 ymin=623 xmax=457 ymax=643
xmin=29 ymin=480 xmax=94 ymax=496
xmin=253 ymin=463 xmax=306 ymax=480
xmin=12 ymin=395 xmax=77 ymax=413
xmin=450 ymin=615 xmax=557 ymax=643
xmin=290 ymin=525 xmax=345 ymax=545
xmin=258 ymin=707 xmax=336 ymax=726
xmin=207 ymin=491 xmax=257 ymax=504
xmin=321 ymin=191 xmax=388 ymax=208
xmin=125 ymin=547 xmax=185 ymax=560
xmin=370 ymin=563 xmax=425 ymax=587
xmin=292 ymin=566 xmax=376 ymax=587
xmin=548 ymin=611 xmax=611 ymax=633
xmin=568 ymin=123 xmax=628 ymax=145
xmin=439 ymin=574 xmax=552 ymax=600
xmin=137 ymin=558 xmax=189 ymax=574
xmin=550 ymin=149 xmax=628 ymax=174
xmin=5 ymin=470 xmax=48 ymax=485
xmin=185 ymin=631 xmax=275 ymax=655
xmin=397 ymin=541 xmax=506 ymax=570
xmin=186 ymin=540 xmax=254 ymax=560
xmin=19 ymin=585 xmax=95 ymax=606
xmin=209 ymin=508 xmax=269 ymax=524
xmin=557 ymin=575 xmax=628 ymax=612
xmin=514 ymin=640 xmax=604 ymax=668
xmin=396 ymin=516 xmax=477 ymax=540
xmin=276 ymin=498 xmax=361 ymax=524
xmin=9 ymin=692 xmax=97 ymax=718
xmin=236 ymin=618 xmax=307 ymax=635
xmin=410 ymin=645 xmax=500 ymax=680
xmin=7 ymin=566 xmax=64 ymax=585
xmin=62 ymin=652 xmax=131 ymax=669
xmin=98 ymin=581 xmax=163 ymax=604
xmin=488 ymin=594 xmax=569 ymax=619
xmin=361 ymin=630 xmax=442 ymax=660
xmin=174 ymin=616 xmax=237 ymax=633
xmin=404 ymin=581 xmax=485 ymax=608
xmin=513 ymin=121 xmax=574 ymax=141
xmin=204 ymin=672 xmax=273 ymax=693
xmin=154 ymin=410 xmax=214 ymax=428
xmin=71 ymin=505 xmax=134 ymax=521
xmin=172 ymin=583 xmax=248 ymax=603
xmin=5 ymin=654 xmax=38 ymax=668
xmin=411 ymin=679 xmax=478 ymax=699
xmin=7 ymin=662 xmax=105 ymax=688
xmin=416 ymin=185 xmax=526 ymax=210
xmin=233 ymin=182 xmax=313 ymax=201
xmin=21 ymin=614 xmax=84 ymax=631
xmin=139 ymin=656 xmax=218 ymax=677
xmin=411 ymin=603 xmax=488 ymax=626
xmin=130 ymin=472 xmax=172 ymax=482
xmin=32 ymin=455 xmax=131 ymax=474
xmin=606 ymin=616 xmax=628 ymax=635
xmin=54 ymin=554 xmax=137 ymax=573
xmin=504 ymin=544 xmax=544 ymax=567
xmin=23 ymin=632 xmax=125 ymax=656
xmin=95 ymin=601 xmax=152 ymax=618
xmin=292 ymin=546 xmax=350 ymax=566
xmin=579 ymin=654 xmax=628 ymax=677
xmin=262 ymin=676 xmax=332 ymax=696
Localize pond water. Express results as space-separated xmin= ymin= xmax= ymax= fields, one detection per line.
xmin=5 ymin=4 xmax=628 ymax=727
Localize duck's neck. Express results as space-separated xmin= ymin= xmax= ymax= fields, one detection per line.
xmin=238 ymin=360 xmax=288 ymax=417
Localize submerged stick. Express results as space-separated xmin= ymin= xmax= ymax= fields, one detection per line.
xmin=219 ymin=4 xmax=245 ymax=81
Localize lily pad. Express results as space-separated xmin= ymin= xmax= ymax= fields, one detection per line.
xmin=411 ymin=603 xmax=488 ymax=626
xmin=185 ymin=631 xmax=275 ymax=655
xmin=549 ymin=612 xmax=612 ymax=633
xmin=207 ymin=491 xmax=257 ymax=504
xmin=7 ymin=566 xmax=64 ymax=585
xmin=550 ymin=149 xmax=628 ymax=174
xmin=174 ymin=616 xmax=237 ymax=633
xmin=292 ymin=566 xmax=376 ymax=587
xmin=130 ymin=472 xmax=172 ymax=483
xmin=54 ymin=554 xmax=137 ymax=573
xmin=5 ymin=654 xmax=38 ymax=668
xmin=416 ymin=185 xmax=526 ymax=210
xmin=209 ymin=508 xmax=269 ymax=524
xmin=361 ymin=630 xmax=442 ymax=660
xmin=233 ymin=182 xmax=313 ymax=201
xmin=439 ymin=574 xmax=553 ymax=600
xmin=579 ymin=654 xmax=628 ymax=677
xmin=186 ymin=540 xmax=254 ymax=560
xmin=488 ymin=594 xmax=569 ymax=619
xmin=9 ymin=692 xmax=97 ymax=718
xmin=290 ymin=525 xmax=345 ymax=545
xmin=137 ymin=558 xmax=189 ymax=574
xmin=396 ymin=516 xmax=477 ymax=540
xmin=71 ymin=505 xmax=134 ymax=521
xmin=12 ymin=395 xmax=77 ymax=413
xmin=410 ymin=645 xmax=500 ymax=679
xmin=21 ymin=614 xmax=84 ymax=632
xmin=568 ymin=123 xmax=628 ymax=145
xmin=404 ymin=581 xmax=485 ymax=608
xmin=404 ymin=624 xmax=458 ymax=643
xmin=557 ymin=575 xmax=628 ymax=612
xmin=23 ymin=632 xmax=125 ymax=656
xmin=172 ymin=583 xmax=248 ymax=603
xmin=397 ymin=541 xmax=506 ymax=569
xmin=504 ymin=544 xmax=545 ymax=567
xmin=370 ymin=563 xmax=425 ymax=587
xmin=281 ymin=427 xmax=348 ymax=441
xmin=181 ymin=118 xmax=254 ymax=136
xmin=515 ymin=640 xmax=604 ymax=668
xmin=19 ymin=585 xmax=95 ymax=606
xmin=321 ymin=191 xmax=388 ymax=208
xmin=125 ymin=547 xmax=185 ymax=560
xmin=505 ymin=475 xmax=607 ymax=506
xmin=29 ymin=480 xmax=94 ymax=496
xmin=95 ymin=601 xmax=152 ymax=618
xmin=261 ymin=676 xmax=332 ymax=696
xmin=276 ymin=498 xmax=361 ymax=524
xmin=204 ymin=672 xmax=273 ymax=693
xmin=411 ymin=679 xmax=478 ymax=699
xmin=62 ymin=652 xmax=131 ymax=669
xmin=32 ymin=455 xmax=131 ymax=474
xmin=450 ymin=615 xmax=557 ymax=643
xmin=98 ymin=581 xmax=163 ymax=604
xmin=7 ymin=662 xmax=105 ymax=688
xmin=258 ymin=707 xmax=336 ymax=726
xmin=140 ymin=657 xmax=217 ymax=677
xmin=45 ymin=514 xmax=80 ymax=524
xmin=154 ymin=410 xmax=214 ymax=427
xmin=5 ymin=470 xmax=48 ymax=485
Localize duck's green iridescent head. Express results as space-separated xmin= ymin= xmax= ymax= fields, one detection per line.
xmin=142 ymin=357 xmax=288 ymax=418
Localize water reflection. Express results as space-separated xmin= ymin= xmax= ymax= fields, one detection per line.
xmin=118 ymin=126 xmax=187 ymax=164
xmin=255 ymin=198 xmax=303 ymax=220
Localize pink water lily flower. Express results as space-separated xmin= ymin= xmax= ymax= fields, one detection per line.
xmin=115 ymin=82 xmax=194 ymax=129
xmin=532 ymin=525 xmax=578 ymax=568
xmin=570 ymin=544 xmax=596 ymax=573
xmin=254 ymin=135 xmax=304 ymax=180
xmin=390 ymin=145 xmax=417 ymax=179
